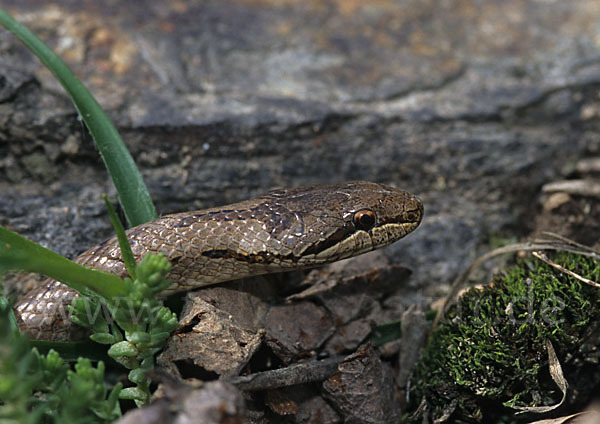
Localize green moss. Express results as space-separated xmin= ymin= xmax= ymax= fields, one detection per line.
xmin=409 ymin=252 xmax=600 ymax=423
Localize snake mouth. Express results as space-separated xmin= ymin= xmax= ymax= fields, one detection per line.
xmin=399 ymin=221 xmax=421 ymax=235
xmin=302 ymin=226 xmax=355 ymax=257
xmin=368 ymin=219 xmax=421 ymax=250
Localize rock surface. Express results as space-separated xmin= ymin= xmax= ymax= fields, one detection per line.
xmin=2 ymin=0 xmax=600 ymax=422
xmin=2 ymin=1 xmax=600 ymax=299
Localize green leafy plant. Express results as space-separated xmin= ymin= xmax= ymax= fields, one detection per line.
xmin=0 ymin=298 xmax=122 ymax=423
xmin=0 ymin=212 xmax=177 ymax=418
xmin=69 ymin=250 xmax=178 ymax=405
xmin=0 ymin=199 xmax=178 ymax=410
xmin=68 ymin=252 xmax=177 ymax=406
xmin=0 ymin=6 xmax=180 ymax=420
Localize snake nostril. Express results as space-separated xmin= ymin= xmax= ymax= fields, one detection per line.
xmin=405 ymin=210 xmax=421 ymax=223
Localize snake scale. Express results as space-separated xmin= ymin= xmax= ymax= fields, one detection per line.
xmin=14 ymin=181 xmax=423 ymax=341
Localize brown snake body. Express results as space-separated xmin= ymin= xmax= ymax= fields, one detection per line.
xmin=15 ymin=181 xmax=423 ymax=341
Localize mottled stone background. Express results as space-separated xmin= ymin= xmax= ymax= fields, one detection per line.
xmin=2 ymin=0 xmax=600 ymax=307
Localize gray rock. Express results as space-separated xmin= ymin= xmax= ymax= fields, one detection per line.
xmin=3 ymin=1 xmax=600 ymax=421
xmin=3 ymin=1 xmax=599 ymax=301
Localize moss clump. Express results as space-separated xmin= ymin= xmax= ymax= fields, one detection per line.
xmin=408 ymin=252 xmax=600 ymax=423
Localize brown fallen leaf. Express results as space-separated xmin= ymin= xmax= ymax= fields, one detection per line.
xmin=512 ymin=340 xmax=567 ymax=415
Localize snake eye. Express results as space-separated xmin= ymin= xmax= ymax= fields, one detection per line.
xmin=353 ymin=209 xmax=376 ymax=231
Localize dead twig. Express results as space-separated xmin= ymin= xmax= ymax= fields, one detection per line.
xmin=225 ymin=356 xmax=340 ymax=391
xmin=532 ymin=251 xmax=600 ymax=289
xmin=542 ymin=179 xmax=600 ymax=197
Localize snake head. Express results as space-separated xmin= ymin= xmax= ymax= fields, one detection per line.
xmin=266 ymin=181 xmax=423 ymax=262
xmin=350 ymin=181 xmax=423 ymax=254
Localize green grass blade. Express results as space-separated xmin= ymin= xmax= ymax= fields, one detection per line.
xmin=366 ymin=320 xmax=402 ymax=346
xmin=0 ymin=296 xmax=19 ymax=334
xmin=0 ymin=226 xmax=127 ymax=298
xmin=0 ymin=7 xmax=157 ymax=227
xmin=103 ymin=195 xmax=137 ymax=280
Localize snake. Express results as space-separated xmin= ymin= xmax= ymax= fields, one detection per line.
xmin=14 ymin=181 xmax=423 ymax=341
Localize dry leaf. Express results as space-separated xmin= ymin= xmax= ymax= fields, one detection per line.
xmin=513 ymin=340 xmax=567 ymax=414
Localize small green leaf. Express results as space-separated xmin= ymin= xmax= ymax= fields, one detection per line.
xmin=119 ymin=387 xmax=149 ymax=402
xmin=108 ymin=341 xmax=138 ymax=358
xmin=114 ymin=356 xmax=140 ymax=370
xmin=127 ymin=331 xmax=151 ymax=344
xmin=149 ymin=332 xmax=171 ymax=346
xmin=89 ymin=333 xmax=117 ymax=345
xmin=128 ymin=368 xmax=147 ymax=385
